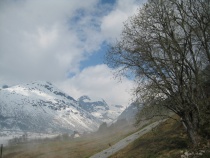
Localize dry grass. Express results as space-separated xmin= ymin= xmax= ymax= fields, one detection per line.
xmin=110 ymin=117 xmax=187 ymax=158
xmin=3 ymin=123 xmax=138 ymax=158
xmin=4 ymin=116 xmax=210 ymax=158
xmin=109 ymin=116 xmax=210 ymax=158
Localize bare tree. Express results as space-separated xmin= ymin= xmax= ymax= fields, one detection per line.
xmin=106 ymin=0 xmax=210 ymax=146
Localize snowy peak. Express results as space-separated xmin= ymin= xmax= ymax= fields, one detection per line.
xmin=10 ymin=81 xmax=76 ymax=103
xmin=78 ymin=95 xmax=91 ymax=102
xmin=78 ymin=95 xmax=109 ymax=111
xmin=78 ymin=95 xmax=125 ymax=123
xmin=0 ymin=81 xmax=127 ymax=135
xmin=0 ymin=81 xmax=101 ymax=134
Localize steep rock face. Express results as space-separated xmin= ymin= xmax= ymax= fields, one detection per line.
xmin=78 ymin=96 xmax=125 ymax=123
xmin=117 ymin=103 xmax=141 ymax=123
xmin=0 ymin=81 xmax=101 ymax=134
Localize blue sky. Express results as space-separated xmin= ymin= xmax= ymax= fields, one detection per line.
xmin=0 ymin=0 xmax=145 ymax=105
xmin=101 ymin=0 xmax=116 ymax=4
xmin=80 ymin=42 xmax=108 ymax=70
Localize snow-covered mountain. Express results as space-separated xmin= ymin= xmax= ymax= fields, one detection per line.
xmin=78 ymin=95 xmax=125 ymax=123
xmin=0 ymin=81 xmax=101 ymax=134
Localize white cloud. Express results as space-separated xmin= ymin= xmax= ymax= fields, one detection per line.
xmin=0 ymin=0 xmax=145 ymax=105
xmin=56 ymin=64 xmax=134 ymax=106
xmin=0 ymin=0 xmax=99 ymax=84
xmin=101 ymin=0 xmax=142 ymax=42
xmin=37 ymin=27 xmax=58 ymax=48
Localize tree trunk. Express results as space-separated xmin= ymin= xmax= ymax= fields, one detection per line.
xmin=181 ymin=109 xmax=201 ymax=147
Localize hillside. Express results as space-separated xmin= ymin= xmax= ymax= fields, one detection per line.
xmin=109 ymin=117 xmax=210 ymax=158
xmin=2 ymin=120 xmax=138 ymax=158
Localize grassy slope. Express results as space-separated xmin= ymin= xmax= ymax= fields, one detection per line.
xmin=3 ymin=123 xmax=139 ymax=158
xmin=109 ymin=117 xmax=210 ymax=158
xmin=3 ymin=117 xmax=210 ymax=158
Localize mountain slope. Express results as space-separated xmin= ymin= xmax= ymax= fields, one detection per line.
xmin=78 ymin=95 xmax=125 ymax=123
xmin=117 ymin=103 xmax=140 ymax=122
xmin=0 ymin=81 xmax=101 ymax=134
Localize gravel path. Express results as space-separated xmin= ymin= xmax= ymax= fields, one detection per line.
xmin=90 ymin=120 xmax=165 ymax=158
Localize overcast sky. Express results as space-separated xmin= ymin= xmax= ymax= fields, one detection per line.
xmin=0 ymin=0 xmax=145 ymax=106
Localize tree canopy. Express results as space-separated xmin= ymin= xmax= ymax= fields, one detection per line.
xmin=106 ymin=0 xmax=210 ymax=146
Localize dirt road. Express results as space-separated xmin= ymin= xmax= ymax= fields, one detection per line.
xmin=89 ymin=120 xmax=165 ymax=158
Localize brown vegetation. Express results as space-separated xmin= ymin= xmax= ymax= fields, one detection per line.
xmin=3 ymin=122 xmax=138 ymax=158
xmin=110 ymin=116 xmax=210 ymax=158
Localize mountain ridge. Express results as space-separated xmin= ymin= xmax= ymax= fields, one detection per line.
xmin=0 ymin=81 xmax=127 ymax=136
xmin=78 ymin=95 xmax=125 ymax=123
xmin=0 ymin=81 xmax=101 ymax=135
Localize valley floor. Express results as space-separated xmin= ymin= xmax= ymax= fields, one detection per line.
xmin=2 ymin=123 xmax=138 ymax=158
xmin=3 ymin=117 xmax=210 ymax=158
